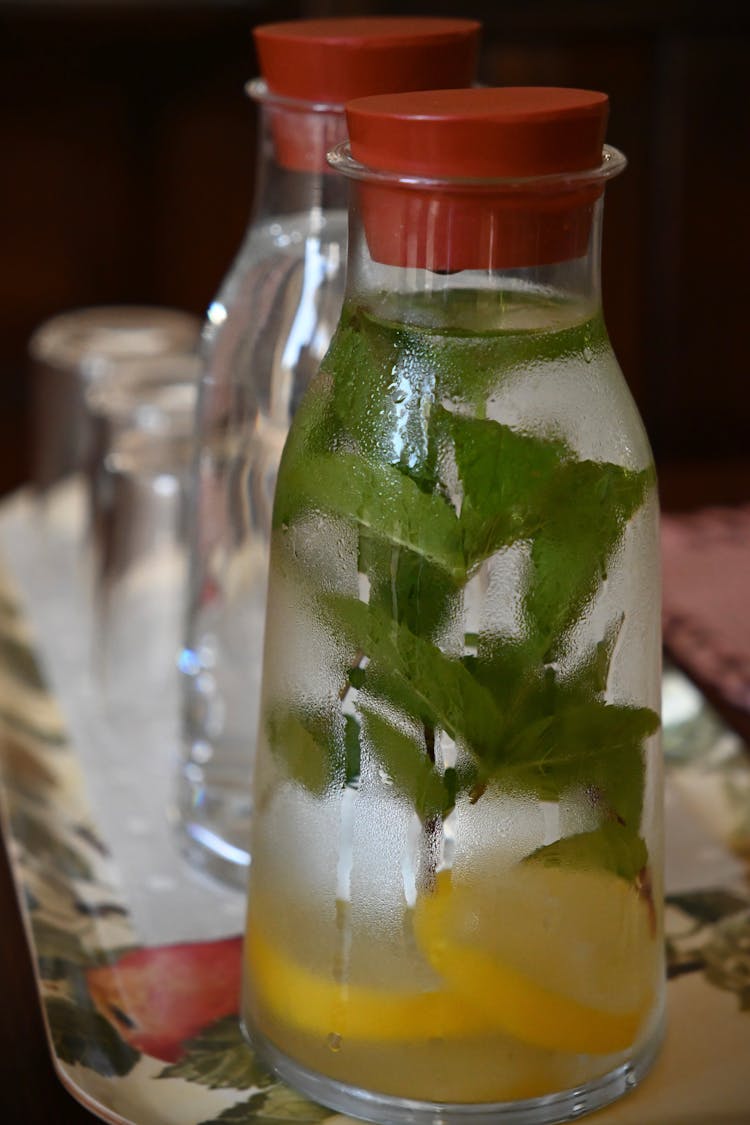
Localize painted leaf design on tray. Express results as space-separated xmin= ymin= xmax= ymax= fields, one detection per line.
xmin=0 ymin=706 xmax=67 ymax=747
xmin=10 ymin=806 xmax=94 ymax=881
xmin=198 ymin=1087 xmax=331 ymax=1124
xmin=665 ymin=890 xmax=750 ymax=984
xmin=0 ymin=730 xmax=56 ymax=792
xmin=666 ymin=889 xmax=749 ymax=925
xmin=0 ymin=634 xmax=47 ymax=691
xmin=73 ymin=897 xmax=128 ymax=920
xmin=46 ymin=995 xmax=140 ymax=1077
xmin=0 ymin=589 xmax=20 ymax=619
xmin=701 ymin=910 xmax=750 ymax=1011
xmin=34 ymin=917 xmax=91 ymax=973
xmin=73 ymin=823 xmax=112 ymax=857
xmin=160 ymin=1016 xmax=274 ymax=1091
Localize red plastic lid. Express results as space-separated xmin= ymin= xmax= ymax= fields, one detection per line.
xmin=342 ymin=88 xmax=613 ymax=272
xmin=346 ymin=87 xmax=609 ymax=178
xmin=253 ymin=18 xmax=481 ymax=105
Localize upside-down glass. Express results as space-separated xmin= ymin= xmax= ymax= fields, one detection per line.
xmin=85 ymin=354 xmax=200 ymax=720
xmin=28 ymin=306 xmax=199 ymax=496
xmin=242 ymin=88 xmax=664 ymax=1123
xmin=176 ymin=17 xmax=481 ymax=886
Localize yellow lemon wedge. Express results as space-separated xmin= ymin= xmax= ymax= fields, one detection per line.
xmin=247 ymin=925 xmax=495 ymax=1042
xmin=414 ymin=866 xmax=657 ymax=1056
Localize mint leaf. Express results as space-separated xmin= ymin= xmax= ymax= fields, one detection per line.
xmin=526 ymin=822 xmax=648 ymax=881
xmin=323 ymin=593 xmax=657 ymax=830
xmin=269 ymin=300 xmax=658 ymax=883
xmin=443 ymin=406 xmax=570 ymax=570
xmin=326 ymin=307 xmax=446 ymax=489
xmin=327 ymin=310 xmax=406 ymax=462
xmin=358 ymin=706 xmax=455 ymax=822
xmin=359 ymin=533 xmax=462 ymax=639
xmin=323 ymin=593 xmax=506 ymax=760
xmin=497 ymin=697 xmax=658 ymax=829
xmin=463 ymin=635 xmax=656 ymax=830
xmin=267 ymin=711 xmax=343 ymax=795
xmin=443 ymin=405 xmax=653 ymax=656
xmin=525 ymin=460 xmax=653 ymax=657
xmin=276 ymin=453 xmax=464 ymax=578
xmin=569 ymin=614 xmax=625 ymax=697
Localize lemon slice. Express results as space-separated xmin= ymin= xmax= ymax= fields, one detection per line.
xmin=414 ymin=866 xmax=657 ymax=1056
xmin=247 ymin=926 xmax=495 ymax=1042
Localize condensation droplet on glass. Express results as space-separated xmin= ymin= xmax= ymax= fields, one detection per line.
xmin=583 ymin=344 xmax=593 ymax=363
xmin=326 ymin=1032 xmax=343 ymax=1052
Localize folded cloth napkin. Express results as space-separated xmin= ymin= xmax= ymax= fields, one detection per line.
xmin=661 ymin=504 xmax=750 ymax=723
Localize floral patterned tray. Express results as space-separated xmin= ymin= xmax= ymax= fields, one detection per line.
xmin=1 ymin=486 xmax=750 ymax=1124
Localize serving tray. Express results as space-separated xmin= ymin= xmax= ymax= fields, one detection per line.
xmin=1 ymin=484 xmax=749 ymax=1124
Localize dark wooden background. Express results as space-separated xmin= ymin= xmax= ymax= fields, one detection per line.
xmin=1 ymin=0 xmax=749 ymax=509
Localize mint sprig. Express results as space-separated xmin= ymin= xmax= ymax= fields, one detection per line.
xmin=267 ymin=300 xmax=659 ymax=884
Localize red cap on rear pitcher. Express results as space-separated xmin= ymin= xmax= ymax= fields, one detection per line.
xmin=254 ymin=18 xmax=480 ymax=104
xmin=252 ymin=18 xmax=481 ymax=172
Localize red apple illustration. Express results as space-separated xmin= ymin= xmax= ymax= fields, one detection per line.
xmin=86 ymin=935 xmax=243 ymax=1062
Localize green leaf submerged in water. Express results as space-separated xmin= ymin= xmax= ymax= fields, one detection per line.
xmin=268 ymin=300 xmax=658 ymax=883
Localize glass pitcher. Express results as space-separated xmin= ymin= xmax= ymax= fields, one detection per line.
xmin=176 ymin=18 xmax=481 ymax=885
xmin=242 ymin=87 xmax=664 ymax=1123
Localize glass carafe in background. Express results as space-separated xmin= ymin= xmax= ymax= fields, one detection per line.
xmin=243 ymin=88 xmax=664 ymax=1123
xmin=177 ymin=17 xmax=481 ymax=886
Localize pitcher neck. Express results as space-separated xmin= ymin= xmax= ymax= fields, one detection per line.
xmin=329 ymin=138 xmax=629 ymax=330
xmin=343 ymin=181 xmax=608 ymax=330
xmin=249 ymin=81 xmax=349 ymax=228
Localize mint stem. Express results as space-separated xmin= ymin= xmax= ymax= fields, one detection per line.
xmin=418 ymin=723 xmax=440 ymax=895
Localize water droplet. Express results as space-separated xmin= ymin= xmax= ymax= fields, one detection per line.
xmin=583 ymin=345 xmax=594 ymax=363
xmin=625 ymin=1069 xmax=637 ymax=1088
xmin=326 ymin=1032 xmax=343 ymax=1052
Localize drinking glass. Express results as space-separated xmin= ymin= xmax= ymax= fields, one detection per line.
xmin=84 ymin=353 xmax=200 ymax=724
